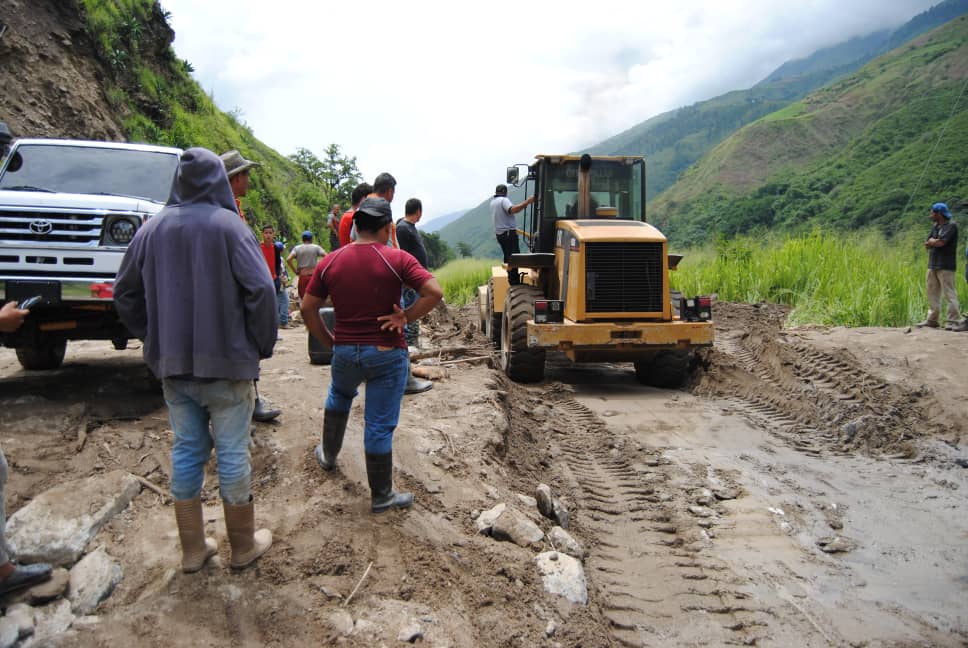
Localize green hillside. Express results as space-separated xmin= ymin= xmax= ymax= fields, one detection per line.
xmin=79 ymin=0 xmax=329 ymax=242
xmin=652 ymin=15 xmax=968 ymax=244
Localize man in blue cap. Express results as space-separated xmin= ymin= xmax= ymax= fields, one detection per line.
xmin=287 ymin=230 xmax=326 ymax=301
xmin=917 ymin=202 xmax=961 ymax=330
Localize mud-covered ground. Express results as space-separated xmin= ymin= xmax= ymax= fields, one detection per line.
xmin=0 ymin=302 xmax=965 ymax=647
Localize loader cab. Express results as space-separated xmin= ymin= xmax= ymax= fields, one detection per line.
xmin=517 ymin=155 xmax=646 ymax=254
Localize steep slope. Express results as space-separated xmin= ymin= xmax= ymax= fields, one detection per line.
xmin=651 ymin=15 xmax=968 ymax=243
xmin=0 ymin=0 xmax=328 ymax=241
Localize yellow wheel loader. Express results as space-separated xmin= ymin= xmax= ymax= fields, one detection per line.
xmin=478 ymin=154 xmax=713 ymax=385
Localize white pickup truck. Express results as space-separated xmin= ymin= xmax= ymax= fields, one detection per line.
xmin=0 ymin=133 xmax=181 ymax=369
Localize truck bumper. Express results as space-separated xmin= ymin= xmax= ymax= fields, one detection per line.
xmin=527 ymin=319 xmax=714 ymax=351
xmin=0 ymin=277 xmax=117 ymax=302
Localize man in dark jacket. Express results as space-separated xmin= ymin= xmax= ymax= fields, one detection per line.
xmin=396 ymin=198 xmax=429 ymax=348
xmin=115 ymin=148 xmax=275 ymax=573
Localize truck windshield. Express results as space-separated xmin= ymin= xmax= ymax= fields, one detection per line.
xmin=544 ymin=160 xmax=645 ymax=221
xmin=0 ymin=144 xmax=179 ymax=203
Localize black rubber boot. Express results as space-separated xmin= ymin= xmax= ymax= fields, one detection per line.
xmin=252 ymin=382 xmax=281 ymax=422
xmin=315 ymin=409 xmax=349 ymax=471
xmin=0 ymin=563 xmax=52 ymax=596
xmin=404 ymin=372 xmax=433 ymax=395
xmin=365 ymin=451 xmax=413 ymax=513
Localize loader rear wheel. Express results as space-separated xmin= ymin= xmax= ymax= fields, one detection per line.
xmin=634 ymin=350 xmax=690 ymax=389
xmin=16 ymin=339 xmax=67 ymax=371
xmin=486 ymin=279 xmax=502 ymax=348
xmin=501 ymin=285 xmax=546 ymax=383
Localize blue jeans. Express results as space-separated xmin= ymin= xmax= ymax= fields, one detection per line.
xmin=401 ymin=287 xmax=419 ymax=346
xmin=277 ymin=287 xmax=289 ymax=326
xmin=325 ymin=345 xmax=409 ymax=454
xmin=163 ymin=378 xmax=255 ymax=505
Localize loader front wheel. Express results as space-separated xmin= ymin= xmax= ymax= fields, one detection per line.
xmin=634 ymin=350 xmax=690 ymax=389
xmin=486 ymin=279 xmax=502 ymax=348
xmin=501 ymin=285 xmax=545 ymax=383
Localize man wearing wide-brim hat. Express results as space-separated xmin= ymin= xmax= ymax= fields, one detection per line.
xmin=220 ymin=149 xmax=283 ymax=421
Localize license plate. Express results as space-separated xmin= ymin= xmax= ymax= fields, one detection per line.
xmin=4 ymin=279 xmax=62 ymax=306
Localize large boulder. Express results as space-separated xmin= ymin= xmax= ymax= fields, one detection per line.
xmin=548 ymin=526 xmax=583 ymax=559
xmin=534 ymin=551 xmax=587 ymax=605
xmin=7 ymin=471 xmax=140 ymax=567
xmin=68 ymin=547 xmax=123 ymax=615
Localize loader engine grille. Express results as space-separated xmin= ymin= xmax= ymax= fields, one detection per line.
xmin=585 ymin=242 xmax=663 ymax=313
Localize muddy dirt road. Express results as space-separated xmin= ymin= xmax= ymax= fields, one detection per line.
xmin=0 ymin=303 xmax=965 ymax=646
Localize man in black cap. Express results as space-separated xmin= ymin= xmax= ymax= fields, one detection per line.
xmin=490 ymin=184 xmax=535 ymax=285
xmin=220 ymin=149 xmax=282 ymax=422
xmin=300 ymin=197 xmax=443 ymax=513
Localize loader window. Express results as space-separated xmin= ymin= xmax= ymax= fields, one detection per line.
xmin=544 ymin=160 xmax=644 ymax=222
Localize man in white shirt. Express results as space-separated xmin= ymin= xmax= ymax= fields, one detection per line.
xmin=287 ymin=231 xmax=326 ymax=300
xmin=490 ymin=184 xmax=534 ymax=285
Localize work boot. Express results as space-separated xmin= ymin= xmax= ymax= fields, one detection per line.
xmin=173 ymin=496 xmax=217 ymax=573
xmin=315 ymin=409 xmax=349 ymax=471
xmin=222 ymin=498 xmax=272 ymax=569
xmin=0 ymin=563 xmax=52 ymax=596
xmin=947 ymin=319 xmax=968 ymax=332
xmin=365 ymin=451 xmax=413 ymax=514
xmin=915 ymin=319 xmax=939 ymax=328
xmin=252 ymin=397 xmax=281 ymax=423
xmin=404 ymin=372 xmax=433 ymax=395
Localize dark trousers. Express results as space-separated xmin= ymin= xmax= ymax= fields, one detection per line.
xmin=496 ymin=231 xmax=520 ymax=285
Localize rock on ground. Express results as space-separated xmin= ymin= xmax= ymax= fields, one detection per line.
xmin=535 ymin=484 xmax=554 ymax=519
xmin=3 ymin=603 xmax=35 ymax=640
xmin=534 ymin=552 xmax=587 ymax=605
xmin=325 ymin=609 xmax=354 ymax=636
xmin=68 ymin=547 xmax=123 ymax=615
xmin=0 ymin=617 xmax=18 ymax=648
xmin=7 ymin=471 xmax=140 ymax=567
xmin=6 ymin=568 xmax=69 ymax=605
xmin=548 ymin=526 xmax=583 ymax=559
xmin=491 ymin=509 xmax=544 ymax=548
xmin=30 ymin=599 xmax=74 ymax=641
xmin=475 ymin=503 xmax=506 ymax=535
xmin=397 ymin=622 xmax=423 ymax=642
xmin=552 ymin=499 xmax=570 ymax=529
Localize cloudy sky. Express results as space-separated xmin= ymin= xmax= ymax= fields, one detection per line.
xmin=160 ymin=0 xmax=936 ymax=222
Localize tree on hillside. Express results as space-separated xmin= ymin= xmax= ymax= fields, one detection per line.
xmin=421 ymin=231 xmax=454 ymax=269
xmin=456 ymin=241 xmax=473 ymax=258
xmin=289 ymin=144 xmax=363 ymax=208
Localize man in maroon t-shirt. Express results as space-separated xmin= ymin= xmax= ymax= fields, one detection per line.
xmin=300 ymin=197 xmax=443 ymax=513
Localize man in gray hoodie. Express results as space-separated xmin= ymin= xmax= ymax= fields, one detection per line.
xmin=115 ymin=148 xmax=276 ymax=573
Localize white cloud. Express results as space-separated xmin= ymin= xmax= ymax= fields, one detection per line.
xmin=160 ymin=0 xmax=937 ymax=220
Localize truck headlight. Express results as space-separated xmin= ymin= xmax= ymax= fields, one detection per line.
xmin=102 ymin=215 xmax=139 ymax=246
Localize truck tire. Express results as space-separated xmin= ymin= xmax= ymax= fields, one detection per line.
xmin=486 ymin=279 xmax=502 ymax=348
xmin=634 ymin=350 xmax=690 ymax=388
xmin=16 ymin=340 xmax=67 ymax=371
xmin=500 ymin=285 xmax=546 ymax=383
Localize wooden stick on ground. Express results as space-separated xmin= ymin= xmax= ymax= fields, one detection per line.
xmin=131 ymin=474 xmax=168 ymax=502
xmin=342 ymin=561 xmax=373 ymax=608
xmin=437 ymin=355 xmax=491 ymax=366
xmin=409 ymin=345 xmax=485 ymax=361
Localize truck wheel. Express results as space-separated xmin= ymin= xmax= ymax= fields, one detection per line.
xmin=16 ymin=340 xmax=67 ymax=371
xmin=634 ymin=350 xmax=690 ymax=388
xmin=501 ymin=285 xmax=546 ymax=383
xmin=486 ymin=279 xmax=502 ymax=348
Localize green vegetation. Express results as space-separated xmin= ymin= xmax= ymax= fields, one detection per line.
xmin=77 ymin=0 xmax=334 ymax=244
xmin=434 ymin=258 xmax=498 ymax=306
xmin=672 ymin=231 xmax=968 ymax=327
xmin=653 ymin=16 xmax=968 ymax=247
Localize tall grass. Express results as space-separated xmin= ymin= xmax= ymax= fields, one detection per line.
xmin=434 ymin=258 xmax=498 ymax=306
xmin=672 ymin=230 xmax=968 ymax=327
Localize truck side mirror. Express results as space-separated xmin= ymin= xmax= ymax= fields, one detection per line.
xmin=506 ymin=167 xmax=519 ymax=185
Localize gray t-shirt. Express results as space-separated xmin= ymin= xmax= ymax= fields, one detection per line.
xmin=290 ymin=243 xmax=326 ymax=271
xmin=490 ymin=196 xmax=515 ymax=233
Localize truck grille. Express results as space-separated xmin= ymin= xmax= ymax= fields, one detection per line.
xmin=585 ymin=242 xmax=664 ymax=313
xmin=0 ymin=210 xmax=103 ymax=246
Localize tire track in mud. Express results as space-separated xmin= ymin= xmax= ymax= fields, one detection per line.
xmin=699 ymin=303 xmax=937 ymax=457
xmin=547 ymin=396 xmax=773 ymax=647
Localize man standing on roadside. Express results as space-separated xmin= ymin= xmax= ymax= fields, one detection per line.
xmin=327 ymin=204 xmax=341 ymax=251
xmin=115 ymin=148 xmax=274 ymax=572
xmin=287 ymin=231 xmax=326 ymax=301
xmin=0 ymin=302 xmax=53 ymax=594
xmin=396 ymin=198 xmax=429 ymax=349
xmin=339 ymin=183 xmax=372 ymax=248
xmin=917 ymin=202 xmax=961 ymax=330
xmin=490 ymin=184 xmax=534 ymax=285
xmin=221 ymin=150 xmax=281 ymax=422
xmin=300 ymin=197 xmax=443 ymax=513
xmin=260 ymin=224 xmax=290 ymax=329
